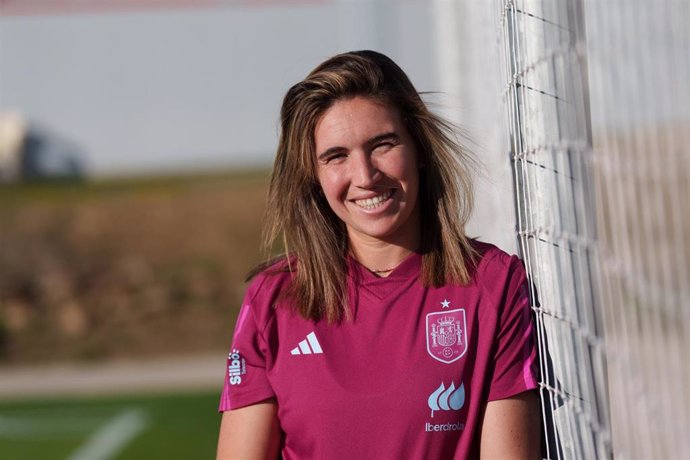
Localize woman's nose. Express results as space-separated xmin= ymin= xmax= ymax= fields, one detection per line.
xmin=351 ymin=151 xmax=380 ymax=188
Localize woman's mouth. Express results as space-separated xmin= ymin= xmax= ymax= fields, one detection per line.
xmin=353 ymin=190 xmax=394 ymax=210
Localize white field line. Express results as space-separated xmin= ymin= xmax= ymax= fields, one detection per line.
xmin=67 ymin=409 xmax=149 ymax=460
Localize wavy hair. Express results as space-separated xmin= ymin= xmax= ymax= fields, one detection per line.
xmin=257 ymin=50 xmax=477 ymax=323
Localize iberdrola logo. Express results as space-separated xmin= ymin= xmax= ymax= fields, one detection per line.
xmin=427 ymin=381 xmax=465 ymax=417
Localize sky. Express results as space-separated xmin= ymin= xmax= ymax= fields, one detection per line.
xmin=0 ymin=1 xmax=438 ymax=176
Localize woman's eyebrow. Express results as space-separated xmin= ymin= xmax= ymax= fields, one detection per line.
xmin=367 ymin=132 xmax=400 ymax=147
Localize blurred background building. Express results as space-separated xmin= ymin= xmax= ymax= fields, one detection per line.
xmin=0 ymin=112 xmax=85 ymax=182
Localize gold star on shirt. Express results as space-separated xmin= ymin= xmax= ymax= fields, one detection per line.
xmin=441 ymin=299 xmax=451 ymax=308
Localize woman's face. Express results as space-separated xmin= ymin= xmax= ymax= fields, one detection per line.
xmin=314 ymin=96 xmax=421 ymax=249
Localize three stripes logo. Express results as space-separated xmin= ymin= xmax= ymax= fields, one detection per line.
xmin=290 ymin=332 xmax=323 ymax=355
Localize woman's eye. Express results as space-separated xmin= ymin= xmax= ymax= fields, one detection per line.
xmin=324 ymin=153 xmax=346 ymax=163
xmin=374 ymin=142 xmax=395 ymax=152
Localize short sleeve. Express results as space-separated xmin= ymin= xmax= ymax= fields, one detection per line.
xmin=218 ymin=294 xmax=275 ymax=411
xmin=487 ymin=256 xmax=538 ymax=401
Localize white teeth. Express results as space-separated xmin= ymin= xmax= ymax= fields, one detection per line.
xmin=354 ymin=190 xmax=393 ymax=209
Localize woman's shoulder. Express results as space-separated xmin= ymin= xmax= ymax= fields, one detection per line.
xmin=243 ymin=257 xmax=295 ymax=312
xmin=469 ymin=239 xmax=525 ymax=284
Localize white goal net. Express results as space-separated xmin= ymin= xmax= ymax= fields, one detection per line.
xmin=498 ymin=0 xmax=689 ymax=458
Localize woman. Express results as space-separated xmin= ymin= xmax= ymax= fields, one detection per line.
xmin=217 ymin=50 xmax=540 ymax=459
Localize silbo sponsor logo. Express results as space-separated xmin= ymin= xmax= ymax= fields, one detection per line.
xmin=227 ymin=349 xmax=246 ymax=385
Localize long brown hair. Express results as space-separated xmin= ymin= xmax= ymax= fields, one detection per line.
xmin=257 ymin=50 xmax=476 ymax=323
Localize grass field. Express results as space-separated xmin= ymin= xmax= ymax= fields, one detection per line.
xmin=0 ymin=390 xmax=221 ymax=459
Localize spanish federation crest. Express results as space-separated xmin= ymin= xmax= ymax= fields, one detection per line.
xmin=426 ymin=309 xmax=467 ymax=364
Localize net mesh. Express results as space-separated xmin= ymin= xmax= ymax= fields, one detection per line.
xmin=498 ymin=0 xmax=690 ymax=458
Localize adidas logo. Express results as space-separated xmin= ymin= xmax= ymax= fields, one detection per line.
xmin=290 ymin=332 xmax=323 ymax=355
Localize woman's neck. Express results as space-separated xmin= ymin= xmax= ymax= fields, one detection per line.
xmin=346 ymin=203 xmax=421 ymax=276
xmin=348 ymin=237 xmax=419 ymax=277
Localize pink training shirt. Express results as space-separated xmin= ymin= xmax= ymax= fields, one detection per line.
xmin=220 ymin=241 xmax=538 ymax=459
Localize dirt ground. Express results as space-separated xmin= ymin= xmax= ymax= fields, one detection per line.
xmin=0 ymin=170 xmax=269 ymax=366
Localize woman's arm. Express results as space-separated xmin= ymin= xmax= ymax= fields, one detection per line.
xmin=216 ymin=399 xmax=281 ymax=460
xmin=479 ymin=390 xmax=541 ymax=459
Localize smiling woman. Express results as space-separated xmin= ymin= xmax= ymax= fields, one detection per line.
xmin=314 ymin=97 xmax=421 ymax=267
xmin=216 ymin=50 xmax=540 ymax=459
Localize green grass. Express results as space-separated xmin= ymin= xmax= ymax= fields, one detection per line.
xmin=0 ymin=391 xmax=221 ymax=459
xmin=0 ymin=167 xmax=270 ymax=206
